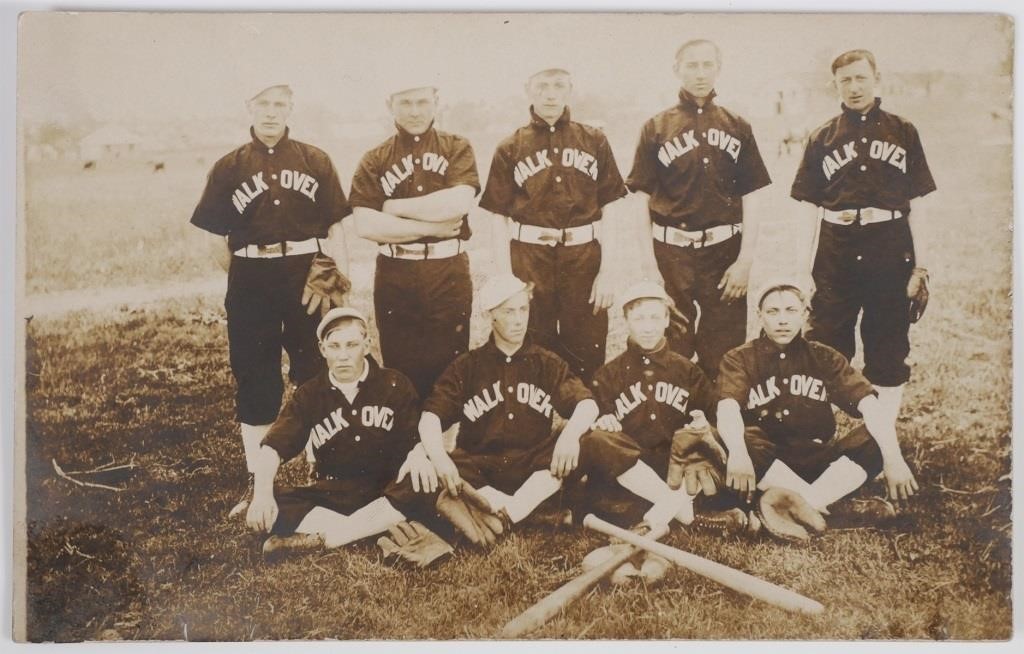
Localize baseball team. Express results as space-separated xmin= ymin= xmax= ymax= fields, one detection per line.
xmin=190 ymin=41 xmax=934 ymax=577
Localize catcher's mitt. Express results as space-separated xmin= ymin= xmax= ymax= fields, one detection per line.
xmin=377 ymin=521 xmax=453 ymax=568
xmin=436 ymin=484 xmax=506 ymax=548
xmin=302 ymin=253 xmax=352 ymax=316
xmin=756 ymin=487 xmax=826 ymax=542
xmin=907 ymin=267 xmax=929 ymax=323
xmin=667 ymin=413 xmax=727 ymax=496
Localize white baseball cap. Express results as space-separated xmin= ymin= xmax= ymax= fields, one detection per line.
xmin=618 ymin=280 xmax=674 ymax=312
xmin=754 ymin=277 xmax=810 ymax=308
xmin=388 ymin=69 xmax=443 ymax=98
xmin=480 ymin=274 xmax=533 ymax=312
xmin=316 ymin=307 xmax=369 ymax=341
xmin=248 ymin=83 xmax=293 ymax=102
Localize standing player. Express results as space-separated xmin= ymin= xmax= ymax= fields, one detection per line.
xmin=627 ymin=39 xmax=771 ymax=381
xmin=244 ymin=308 xmax=423 ymax=558
xmin=582 ymin=281 xmax=720 ymax=532
xmin=791 ymin=49 xmax=936 ymax=430
xmin=190 ymin=83 xmax=352 ymax=517
xmin=479 ymin=66 xmax=627 ymax=382
xmin=716 ymin=280 xmax=919 ymax=529
xmin=349 ymin=77 xmax=480 ymax=399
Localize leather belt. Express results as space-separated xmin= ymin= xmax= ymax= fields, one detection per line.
xmin=652 ymin=223 xmax=741 ymax=249
xmin=233 ymin=237 xmax=322 ymax=258
xmin=377 ymin=239 xmax=467 ymax=260
xmin=821 ymin=207 xmax=904 ymax=226
xmin=509 ymin=219 xmax=600 ymax=247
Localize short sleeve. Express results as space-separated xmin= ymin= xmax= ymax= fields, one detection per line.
xmin=905 ymin=123 xmax=937 ymax=200
xmin=478 ymin=143 xmax=517 ymax=216
xmin=716 ymin=349 xmax=752 ymax=405
xmin=818 ymin=346 xmax=875 ymax=416
xmin=595 ymin=134 xmax=628 ymax=207
xmin=790 ymin=135 xmax=824 ymax=205
xmin=446 ymin=137 xmax=481 ymax=194
xmin=262 ymin=391 xmax=311 ymax=462
xmin=589 ymin=364 xmax=617 ymax=415
xmin=318 ymin=157 xmax=353 ymax=224
xmin=735 ymin=124 xmax=772 ymax=196
xmin=349 ymin=150 xmax=387 ymax=211
xmin=549 ymin=356 xmax=594 ymax=417
xmin=625 ymin=121 xmax=659 ymax=195
xmin=384 ymin=374 xmax=422 ymax=470
xmin=686 ymin=364 xmax=719 ymax=423
xmin=422 ymin=356 xmax=467 ymax=431
xmin=190 ymin=160 xmax=236 ymax=235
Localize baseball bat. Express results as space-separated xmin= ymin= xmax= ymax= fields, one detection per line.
xmin=583 ymin=514 xmax=824 ymax=615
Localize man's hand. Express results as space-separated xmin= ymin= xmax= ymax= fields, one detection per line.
xmin=427 ymin=218 xmax=463 ymax=239
xmin=436 ymin=486 xmax=505 ymax=548
xmin=550 ymin=432 xmax=581 ymax=479
xmin=907 ymin=267 xmax=930 ymax=323
xmin=593 ymin=414 xmax=623 ymax=432
xmin=396 ymin=445 xmax=439 ymax=494
xmin=725 ymin=451 xmax=757 ymax=504
xmin=302 ymin=253 xmax=351 ymax=316
xmin=718 ymin=257 xmax=752 ymax=302
xmin=883 ymin=457 xmax=920 ymax=502
xmin=589 ymin=270 xmax=615 ymax=315
xmin=428 ymin=450 xmax=462 ymax=496
xmin=245 ymin=492 xmax=278 ymax=533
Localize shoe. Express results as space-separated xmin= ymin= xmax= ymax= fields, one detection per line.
xmin=691 ymin=507 xmax=761 ymax=536
xmin=228 ymin=474 xmax=254 ymax=519
xmin=262 ymin=533 xmax=325 ymax=561
xmin=831 ymin=497 xmax=897 ymax=526
xmin=638 ymin=551 xmax=671 ymax=586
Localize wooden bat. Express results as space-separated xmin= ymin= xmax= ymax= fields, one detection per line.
xmin=499 ymin=524 xmax=669 ymax=638
xmin=583 ymin=514 xmax=825 ymax=615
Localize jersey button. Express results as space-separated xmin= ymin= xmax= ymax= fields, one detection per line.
xmin=271 ymin=173 xmax=278 ymax=180
xmin=650 ymin=413 xmax=657 ymax=421
xmin=354 ymin=435 xmax=361 ymax=442
xmin=553 ymin=147 xmax=559 ymax=153
xmin=268 ymin=148 xmax=274 ymax=154
xmin=702 ymin=157 xmax=709 ymax=164
xmin=779 ymin=352 xmax=786 ymax=360
xmin=856 ymin=255 xmax=863 ymax=261
xmin=697 ymin=108 xmax=703 ymax=114
xmin=416 ymin=185 xmax=423 ymax=192
xmin=643 ymin=357 xmax=650 ymax=365
xmin=414 ymin=136 xmax=420 ymax=142
xmin=415 ymin=158 xmax=420 ymax=164
xmin=507 ymin=386 xmax=514 ymax=393
xmin=351 ymin=410 xmax=357 ymax=416
xmin=859 ymin=165 xmax=867 ymax=172
xmin=555 ymin=176 xmax=562 ymax=183
xmin=550 ymin=126 xmax=556 ymax=133
xmin=508 ymin=412 xmax=515 ymax=420
xmin=274 ymin=199 xmax=280 ymax=206
xmin=860 ymin=115 xmax=867 ymax=122
xmin=506 ymin=356 xmax=512 ymax=363
xmin=861 ymin=137 xmax=868 ymax=143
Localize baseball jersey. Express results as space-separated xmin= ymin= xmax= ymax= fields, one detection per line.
xmin=262 ymin=357 xmax=420 ymax=485
xmin=424 ymin=337 xmax=593 ymax=454
xmin=478 ymin=108 xmax=627 ymax=228
xmin=349 ymin=124 xmax=480 ymax=244
xmin=191 ymin=128 xmax=352 ymax=252
xmin=717 ymin=333 xmax=875 ymax=442
xmin=790 ymin=99 xmax=937 ymax=211
xmin=591 ymin=340 xmax=717 ymax=450
xmin=626 ymin=89 xmax=771 ymax=231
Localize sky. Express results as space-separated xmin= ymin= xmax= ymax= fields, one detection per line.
xmin=18 ymin=12 xmax=1012 ymax=125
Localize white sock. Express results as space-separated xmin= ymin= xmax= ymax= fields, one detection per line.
xmin=476 ymin=486 xmax=515 ymax=514
xmin=874 ymin=385 xmax=905 ymax=428
xmin=617 ymin=461 xmax=694 ymax=527
xmin=295 ymin=506 xmax=348 ymax=535
xmin=240 ymin=423 xmax=271 ymax=474
xmin=322 ymin=497 xmax=405 ymax=548
xmin=644 ymin=488 xmax=695 ymax=528
xmin=806 ymin=456 xmax=869 ymax=512
xmin=504 ymin=471 xmax=562 ymax=523
xmin=757 ymin=459 xmax=815 ymax=499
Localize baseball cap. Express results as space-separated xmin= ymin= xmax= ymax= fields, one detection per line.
xmin=248 ymin=83 xmax=293 ymax=102
xmin=388 ymin=69 xmax=443 ymax=98
xmin=316 ymin=307 xmax=369 ymax=341
xmin=755 ymin=277 xmax=810 ymax=308
xmin=480 ymin=274 xmax=533 ymax=312
xmin=618 ymin=281 xmax=674 ymax=312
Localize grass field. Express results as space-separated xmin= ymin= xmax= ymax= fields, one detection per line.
xmin=20 ymin=91 xmax=1013 ymax=641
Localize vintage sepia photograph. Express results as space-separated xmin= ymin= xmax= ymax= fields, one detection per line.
xmin=13 ymin=10 xmax=1013 ymax=642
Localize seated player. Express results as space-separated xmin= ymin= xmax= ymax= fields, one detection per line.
xmin=243 ymin=307 xmax=423 ymax=558
xmin=715 ymin=280 xmax=919 ymax=539
xmin=582 ymin=281 xmax=720 ymax=532
xmin=270 ymin=274 xmax=601 ymax=565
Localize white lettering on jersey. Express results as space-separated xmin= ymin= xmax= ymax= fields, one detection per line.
xmin=380 ymin=152 xmax=452 ymax=197
xmin=657 ymin=130 xmax=700 ymax=167
xmin=821 ymin=142 xmax=858 ymax=181
xmin=463 ymin=381 xmax=505 ymax=422
xmin=361 ymin=405 xmax=395 ymax=430
xmin=868 ymin=140 xmax=908 ymax=173
xmin=654 ymin=381 xmax=690 ymax=414
xmin=516 ymin=382 xmax=554 ymax=418
xmin=231 ymin=172 xmax=270 ymax=214
xmin=706 ymin=128 xmax=742 ymax=162
xmin=613 ymin=382 xmax=647 ymax=421
xmin=560 ymin=147 xmax=599 ymax=180
xmin=746 ymin=374 xmax=828 ymax=409
xmin=279 ymin=170 xmax=320 ymax=202
xmin=513 ymin=149 xmax=554 ymax=187
xmin=308 ymin=407 xmax=351 ymax=448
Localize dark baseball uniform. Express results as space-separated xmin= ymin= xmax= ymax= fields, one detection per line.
xmin=349 ymin=124 xmax=480 ymax=399
xmin=191 ymin=127 xmax=352 ymax=424
xmin=791 ymin=98 xmax=937 ymax=386
xmin=260 ymin=357 xmax=420 ymax=534
xmin=627 ymin=89 xmax=771 ymax=381
xmin=717 ymin=333 xmax=883 ymax=481
xmin=479 ymin=108 xmax=627 ymax=382
xmin=385 ymin=336 xmax=592 ymax=511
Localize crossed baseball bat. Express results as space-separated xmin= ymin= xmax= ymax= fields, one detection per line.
xmin=500 ymin=514 xmax=824 ymax=638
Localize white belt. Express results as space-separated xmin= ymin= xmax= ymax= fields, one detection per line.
xmin=510 ymin=220 xmax=601 ymax=247
xmin=821 ymin=207 xmax=903 ymax=226
xmin=378 ymin=239 xmax=467 ymax=260
xmin=233 ymin=237 xmax=322 ymax=258
xmin=652 ymin=223 xmax=741 ymax=249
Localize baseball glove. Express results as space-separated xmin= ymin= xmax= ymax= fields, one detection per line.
xmin=436 ymin=484 xmax=506 ymax=548
xmin=756 ymin=487 xmax=826 ymax=542
xmin=667 ymin=415 xmax=727 ymax=496
xmin=907 ymin=267 xmax=930 ymax=323
xmin=302 ymin=253 xmax=352 ymax=316
xmin=377 ymin=520 xmax=453 ymax=568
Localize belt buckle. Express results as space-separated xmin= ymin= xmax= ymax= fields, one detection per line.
xmin=838 ymin=210 xmax=858 ymax=225
xmin=257 ymin=243 xmax=284 ymax=255
xmin=537 ymin=231 xmax=560 ymax=246
xmin=672 ymin=230 xmax=696 ymax=248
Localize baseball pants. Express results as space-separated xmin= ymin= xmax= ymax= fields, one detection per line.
xmin=654 ymin=233 xmax=746 ymax=382
xmin=374 ymin=253 xmax=472 ymax=400
xmin=808 ymin=218 xmax=916 ymax=386
xmin=271 ymin=477 xmax=385 ymax=535
xmin=743 ymin=424 xmax=884 ymax=482
xmin=225 ymin=253 xmax=323 ymax=425
xmin=510 ymin=239 xmax=607 ymax=382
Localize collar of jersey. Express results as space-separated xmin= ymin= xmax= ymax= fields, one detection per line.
xmin=483 ymin=334 xmax=536 ymax=360
xmin=249 ymin=126 xmax=290 ymax=152
xmin=755 ymin=331 xmax=809 ymax=356
xmin=625 ymin=338 xmax=673 ymax=366
xmin=841 ymin=97 xmax=882 ymax=120
xmin=327 ymin=355 xmax=376 ymax=392
xmin=529 ymin=106 xmax=571 ymax=130
xmin=677 ymin=88 xmax=717 ymax=111
xmin=394 ymin=122 xmax=436 ymax=144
